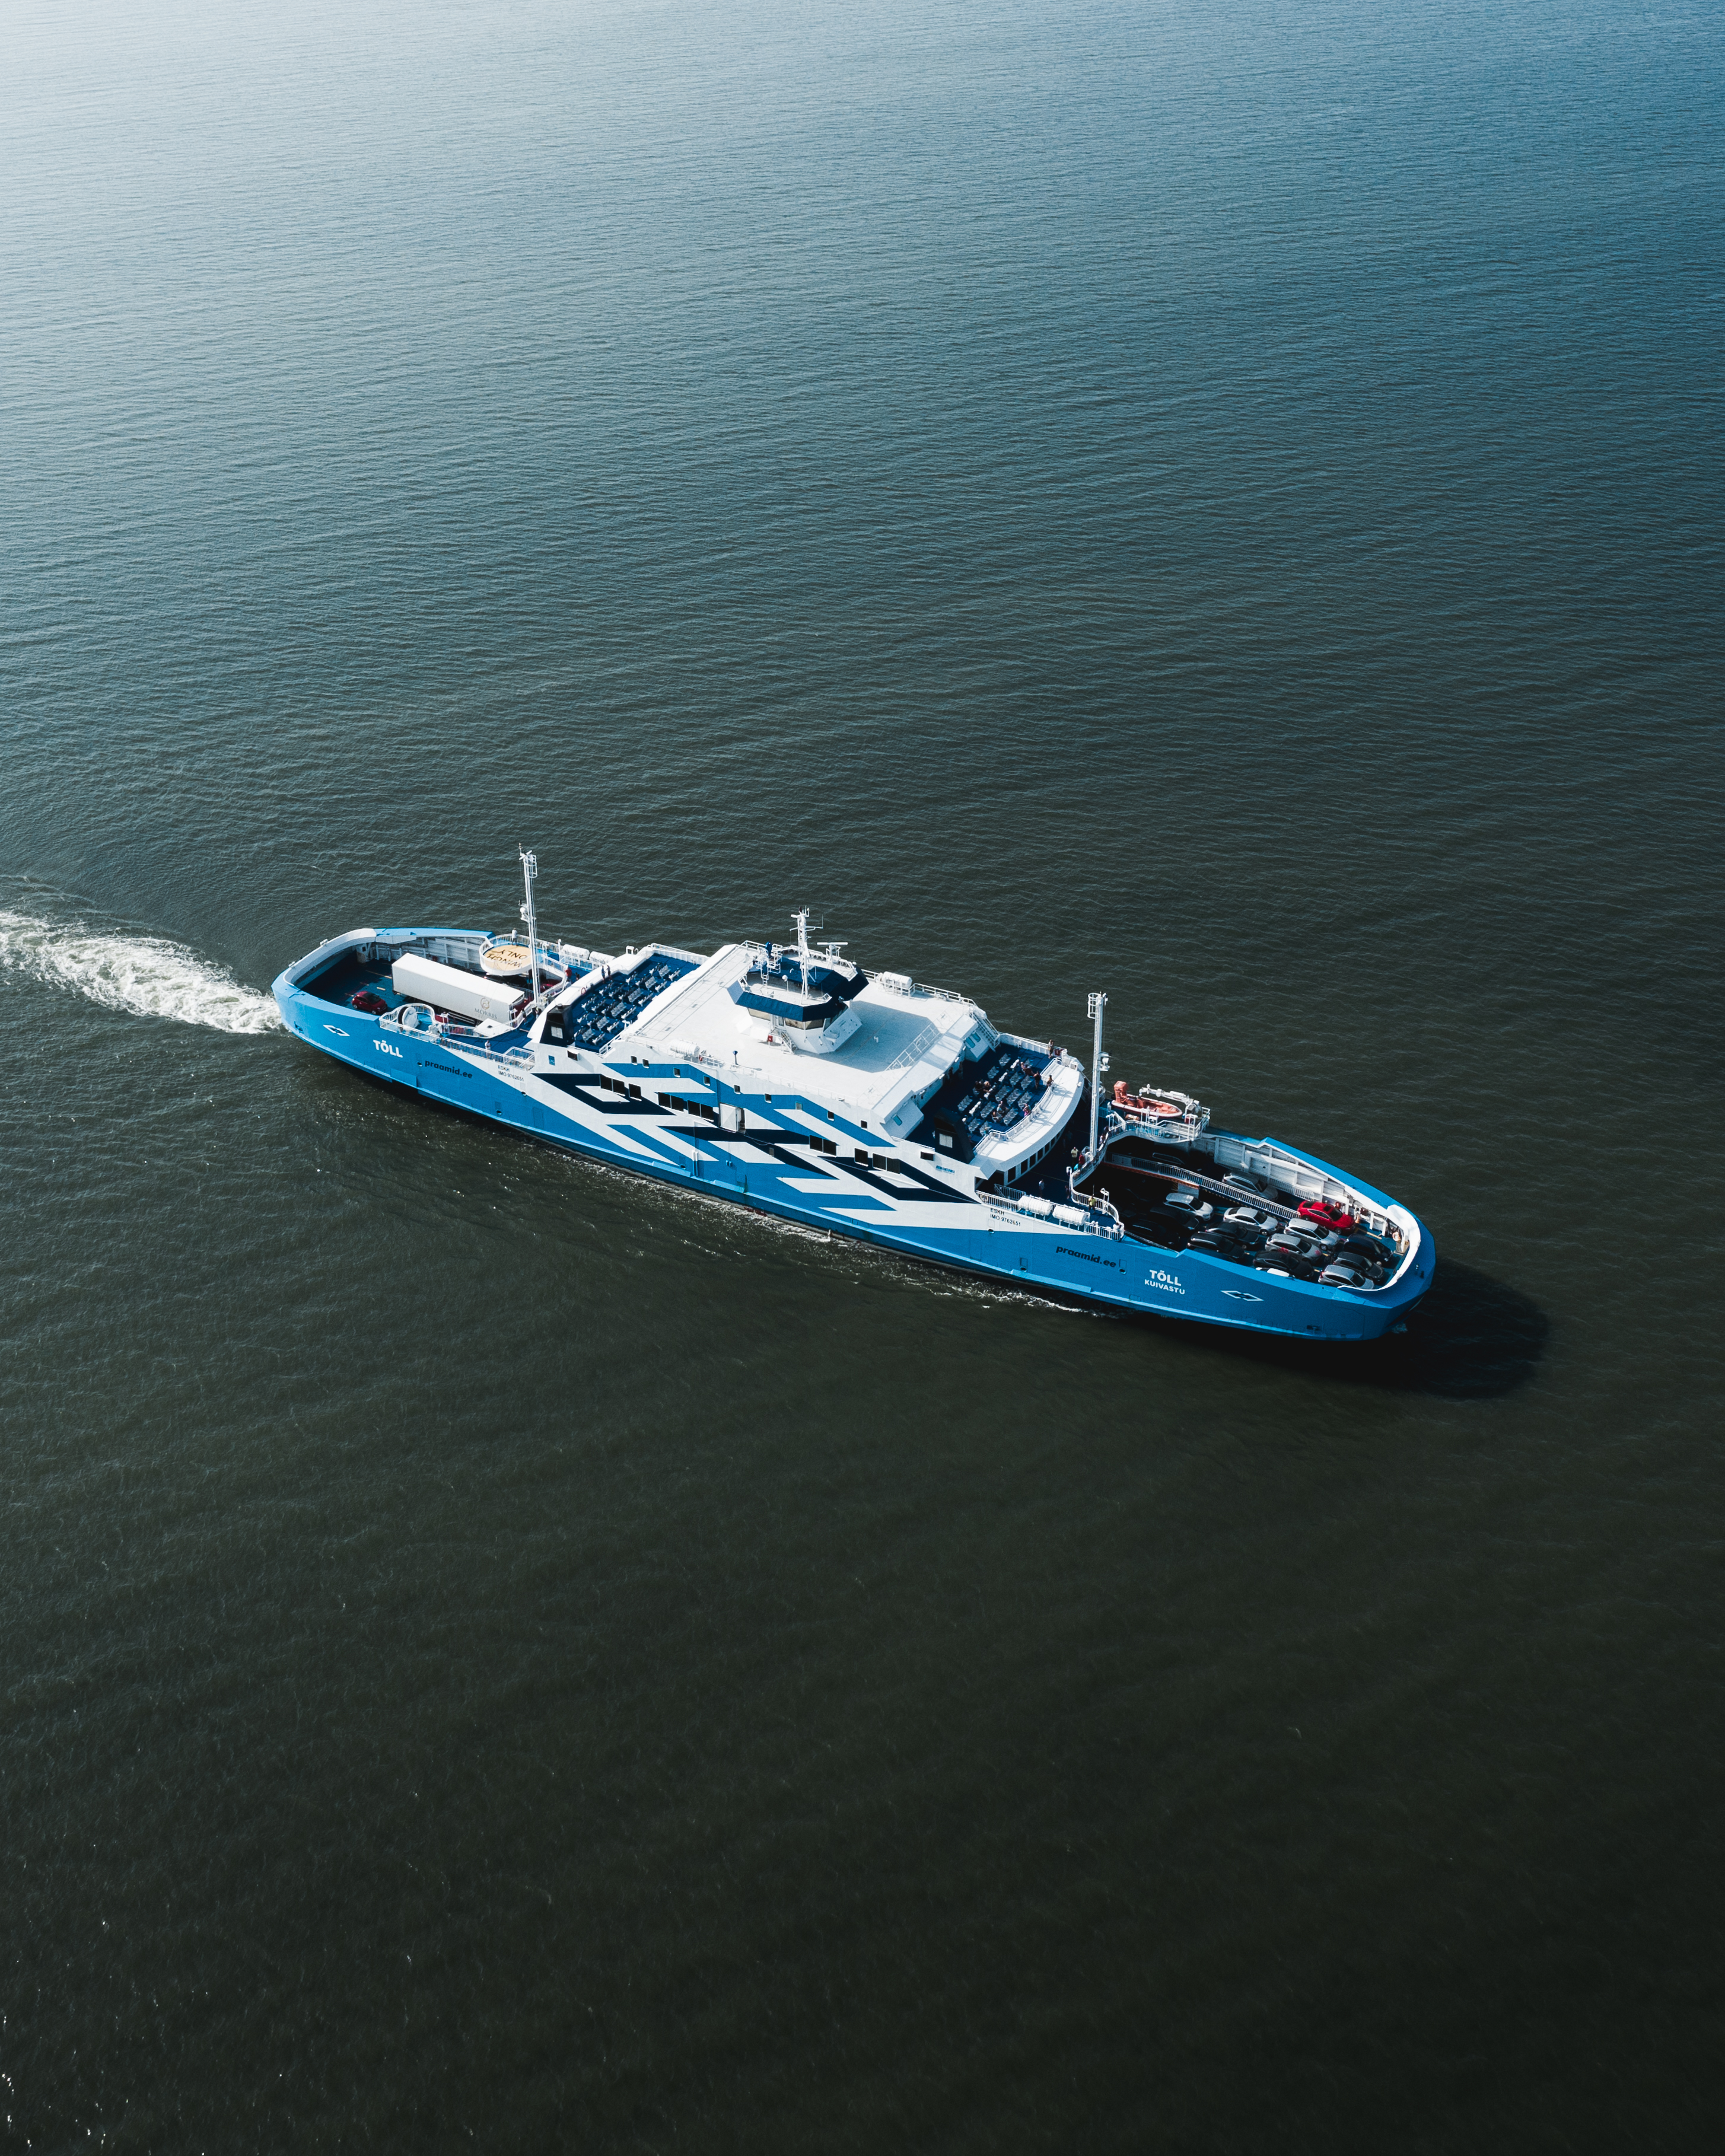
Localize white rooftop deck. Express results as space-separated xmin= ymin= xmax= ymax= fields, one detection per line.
xmin=611 ymin=944 xmax=968 ymax=1123
xmin=606 ymin=942 xmax=1083 ymax=1171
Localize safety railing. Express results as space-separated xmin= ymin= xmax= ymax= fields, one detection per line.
xmin=380 ymin=1004 xmax=534 ymax=1069
xmin=886 ymin=1022 xmax=940 ymax=1072
xmin=456 ymin=1039 xmax=533 ymax=1069
xmin=1083 ymin=1150 xmax=1401 ymax=1253
xmin=978 ymin=1185 xmax=1123 ymax=1238
xmin=666 ymin=1042 xmax=726 ymax=1072
xmin=1099 ymin=1099 xmax=1208 ymax=1148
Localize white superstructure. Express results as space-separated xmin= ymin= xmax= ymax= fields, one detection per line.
xmin=538 ymin=936 xmax=1086 ymax=1191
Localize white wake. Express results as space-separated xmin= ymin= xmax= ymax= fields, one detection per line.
xmin=0 ymin=909 xmax=282 ymax=1034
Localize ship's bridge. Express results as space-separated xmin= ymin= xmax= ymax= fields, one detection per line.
xmin=729 ymin=944 xmax=867 ymax=1048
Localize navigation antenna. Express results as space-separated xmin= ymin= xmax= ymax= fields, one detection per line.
xmin=519 ymin=846 xmax=542 ymax=1010
xmin=1087 ymin=991 xmax=1110 ymax=1164
xmin=792 ymin=907 xmax=820 ymax=996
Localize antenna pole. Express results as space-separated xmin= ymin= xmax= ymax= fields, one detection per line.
xmin=520 ymin=846 xmax=541 ymax=1010
xmin=794 ymin=907 xmax=811 ymax=995
xmin=1087 ymin=991 xmax=1108 ymax=1164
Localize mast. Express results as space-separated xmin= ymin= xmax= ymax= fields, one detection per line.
xmin=793 ymin=907 xmax=813 ymax=996
xmin=1087 ymin=990 xmax=1109 ymax=1163
xmin=520 ymin=846 xmax=541 ymax=1009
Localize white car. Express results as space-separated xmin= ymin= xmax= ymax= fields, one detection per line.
xmin=1224 ymin=1205 xmax=1280 ymax=1233
xmin=1164 ymin=1189 xmax=1214 ymax=1222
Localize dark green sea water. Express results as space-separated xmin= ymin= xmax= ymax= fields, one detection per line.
xmin=4 ymin=0 xmax=1723 ymax=2146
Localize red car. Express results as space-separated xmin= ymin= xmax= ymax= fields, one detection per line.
xmin=1298 ymin=1198 xmax=1355 ymax=1232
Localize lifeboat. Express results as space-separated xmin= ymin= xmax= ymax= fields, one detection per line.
xmin=1113 ymin=1080 xmax=1185 ymax=1120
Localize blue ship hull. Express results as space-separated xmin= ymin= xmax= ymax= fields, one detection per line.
xmin=274 ymin=924 xmax=1434 ymax=1343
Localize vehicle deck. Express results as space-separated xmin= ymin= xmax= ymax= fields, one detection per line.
xmin=301 ymin=948 xmax=403 ymax=1008
xmin=1080 ymin=1140 xmax=1399 ymax=1281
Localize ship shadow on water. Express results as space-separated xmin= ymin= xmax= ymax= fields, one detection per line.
xmin=1145 ymin=1256 xmax=1549 ymax=1401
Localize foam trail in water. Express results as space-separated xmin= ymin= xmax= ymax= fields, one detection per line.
xmin=0 ymin=909 xmax=282 ymax=1034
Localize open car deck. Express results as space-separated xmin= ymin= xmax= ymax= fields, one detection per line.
xmin=1081 ymin=1137 xmax=1406 ymax=1289
xmin=301 ymin=946 xmax=402 ymax=1009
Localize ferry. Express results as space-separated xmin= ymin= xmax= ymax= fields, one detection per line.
xmin=272 ymin=851 xmax=1434 ymax=1341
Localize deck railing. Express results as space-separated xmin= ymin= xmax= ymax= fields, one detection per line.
xmin=438 ymin=1026 xmax=531 ymax=1069
xmin=978 ymin=1185 xmax=1123 ymax=1239
xmin=380 ymin=1005 xmax=534 ymax=1069
xmin=1083 ymin=1149 xmax=1401 ymax=1251
xmin=1097 ymin=1101 xmax=1208 ymax=1149
xmin=886 ymin=1022 xmax=941 ymax=1072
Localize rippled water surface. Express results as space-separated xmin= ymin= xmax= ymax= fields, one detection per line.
xmin=4 ymin=0 xmax=1722 ymax=2146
